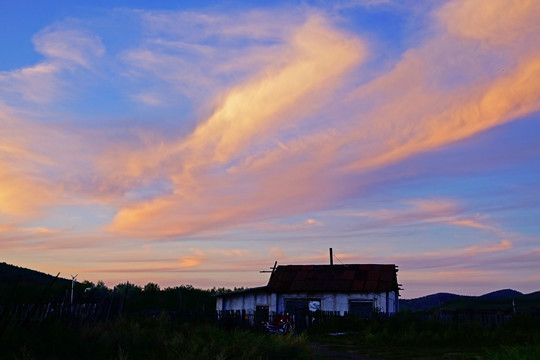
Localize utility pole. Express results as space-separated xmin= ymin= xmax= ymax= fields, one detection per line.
xmin=70 ymin=274 xmax=78 ymax=313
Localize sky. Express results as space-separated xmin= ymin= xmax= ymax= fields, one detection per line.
xmin=1 ymin=0 xmax=539 ymax=299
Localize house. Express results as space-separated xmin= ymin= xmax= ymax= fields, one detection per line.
xmin=215 ymin=264 xmax=400 ymax=327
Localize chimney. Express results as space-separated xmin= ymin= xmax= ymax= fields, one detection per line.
xmin=329 ymin=248 xmax=333 ymax=265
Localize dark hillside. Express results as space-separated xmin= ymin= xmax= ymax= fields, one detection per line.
xmin=400 ymin=292 xmax=464 ymax=312
xmin=401 ymin=289 xmax=540 ymax=315
xmin=0 ymin=262 xmax=73 ymax=304
xmin=480 ymin=289 xmax=522 ymax=299
xmin=0 ymin=262 xmax=70 ymax=285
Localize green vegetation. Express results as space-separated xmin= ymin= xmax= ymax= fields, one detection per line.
xmin=307 ymin=312 xmax=540 ymax=359
xmin=479 ymin=344 xmax=540 ymax=360
xmin=1 ymin=317 xmax=311 ymax=360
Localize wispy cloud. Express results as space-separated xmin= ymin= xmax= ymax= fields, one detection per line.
xmin=0 ymin=24 xmax=104 ymax=105
xmin=464 ymin=239 xmax=513 ymax=255
xmin=33 ymin=25 xmax=105 ymax=68
xmin=99 ymin=0 xmax=540 ymax=239
xmin=107 ymin=14 xmax=365 ymax=237
xmin=1 ymin=0 xmax=539 ymax=296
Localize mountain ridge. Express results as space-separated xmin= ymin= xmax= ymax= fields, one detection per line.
xmin=2 ymin=262 xmax=539 ymax=313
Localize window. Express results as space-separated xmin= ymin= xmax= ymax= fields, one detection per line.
xmin=285 ymin=299 xmax=307 ymax=314
xmin=349 ymin=300 xmax=373 ymax=317
xmin=285 ymin=299 xmax=321 ymax=314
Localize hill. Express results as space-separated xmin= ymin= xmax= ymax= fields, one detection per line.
xmin=400 ymin=292 xmax=465 ymax=312
xmin=0 ymin=262 xmax=71 ymax=286
xmin=0 ymin=262 xmax=73 ymax=304
xmin=401 ymin=289 xmax=540 ymax=314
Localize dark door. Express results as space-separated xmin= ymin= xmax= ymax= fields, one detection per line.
xmin=255 ymin=305 xmax=269 ymax=324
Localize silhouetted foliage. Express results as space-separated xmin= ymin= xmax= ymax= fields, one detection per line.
xmin=0 ymin=318 xmax=311 ymax=360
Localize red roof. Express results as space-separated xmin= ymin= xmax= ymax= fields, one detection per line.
xmin=266 ymin=264 xmax=399 ymax=293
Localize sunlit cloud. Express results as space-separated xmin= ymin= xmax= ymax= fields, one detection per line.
xmin=464 ymin=239 xmax=513 ymax=255
xmin=1 ymin=0 xmax=539 ymax=297
xmin=254 ymin=218 xmax=324 ymax=232
xmin=439 ymin=0 xmax=540 ymax=47
xmin=0 ymin=113 xmax=60 ymax=218
xmin=108 ymin=14 xmax=365 ymax=237
xmin=107 ymin=0 xmax=540 ymax=239
xmin=0 ymin=24 xmax=104 ymax=105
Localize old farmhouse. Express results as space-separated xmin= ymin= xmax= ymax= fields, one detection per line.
xmin=215 ymin=264 xmax=400 ymax=327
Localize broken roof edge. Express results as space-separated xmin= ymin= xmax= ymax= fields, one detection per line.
xmin=213 ymin=285 xmax=268 ymax=297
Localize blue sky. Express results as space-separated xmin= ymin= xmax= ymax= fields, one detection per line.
xmin=1 ymin=0 xmax=539 ymax=298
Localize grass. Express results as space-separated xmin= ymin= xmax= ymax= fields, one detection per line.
xmin=479 ymin=344 xmax=540 ymax=360
xmin=306 ymin=312 xmax=540 ymax=360
xmin=1 ymin=317 xmax=312 ymax=360
xmin=3 ymin=312 xmax=539 ymax=359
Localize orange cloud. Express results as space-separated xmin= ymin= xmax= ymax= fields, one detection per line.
xmin=0 ymin=112 xmax=60 ymax=218
xmin=347 ymin=50 xmax=540 ymax=172
xmin=107 ymin=0 xmax=540 ymax=238
xmin=177 ymin=255 xmax=205 ymax=268
xmin=439 ymin=0 xmax=540 ymax=47
xmin=108 ymin=15 xmax=365 ymax=236
xmin=464 ymin=239 xmax=513 ymax=255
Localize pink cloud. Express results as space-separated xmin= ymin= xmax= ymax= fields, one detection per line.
xmin=464 ymin=239 xmax=513 ymax=255
xmin=107 ymin=15 xmax=366 ymax=237
xmin=97 ymin=0 xmax=540 ymax=239
xmin=439 ymin=0 xmax=540 ymax=47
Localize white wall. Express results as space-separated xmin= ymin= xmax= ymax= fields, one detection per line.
xmin=276 ymin=291 xmax=399 ymax=315
xmin=217 ymin=290 xmax=399 ymax=316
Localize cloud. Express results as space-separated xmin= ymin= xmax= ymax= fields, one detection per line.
xmin=99 ymin=0 xmax=540 ymax=239
xmin=439 ymin=0 xmax=540 ymax=47
xmin=2 ymin=0 xmax=539 ymax=250
xmin=464 ymin=239 xmax=513 ymax=255
xmin=122 ymin=8 xmax=307 ymax=104
xmin=0 ymin=63 xmax=62 ymax=103
xmin=254 ymin=218 xmax=324 ymax=233
xmin=0 ymin=107 xmax=61 ymax=218
xmin=0 ymin=24 xmax=104 ymax=105
xmin=333 ymin=0 xmax=392 ymax=9
xmin=33 ymin=25 xmax=105 ymax=68
xmin=107 ymin=14 xmax=365 ymax=236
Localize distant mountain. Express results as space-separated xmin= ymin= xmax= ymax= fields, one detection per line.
xmin=479 ymin=289 xmax=523 ymax=299
xmin=400 ymin=292 xmax=465 ymax=312
xmin=400 ymin=289 xmax=540 ymax=314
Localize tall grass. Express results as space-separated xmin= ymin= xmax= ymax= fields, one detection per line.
xmin=479 ymin=344 xmax=540 ymax=360
xmin=1 ymin=317 xmax=311 ymax=360
xmin=307 ymin=312 xmax=540 ymax=359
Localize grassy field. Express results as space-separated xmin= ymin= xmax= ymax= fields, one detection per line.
xmin=1 ymin=312 xmax=539 ymax=359
xmin=1 ymin=317 xmax=311 ymax=360
xmin=307 ymin=312 xmax=540 ymax=360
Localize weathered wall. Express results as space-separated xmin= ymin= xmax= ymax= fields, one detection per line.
xmin=217 ymin=290 xmax=399 ymax=315
xmin=276 ymin=292 xmax=397 ymax=315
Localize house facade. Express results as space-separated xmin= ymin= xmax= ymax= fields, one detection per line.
xmin=215 ymin=264 xmax=400 ymax=326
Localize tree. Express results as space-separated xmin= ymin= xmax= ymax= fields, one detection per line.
xmin=143 ymin=282 xmax=160 ymax=292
